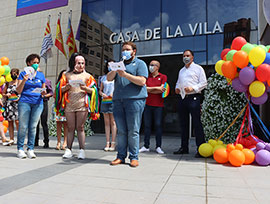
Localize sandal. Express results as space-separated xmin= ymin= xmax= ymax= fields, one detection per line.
xmin=109 ymin=142 xmax=116 ymax=151
xmin=55 ymin=143 xmax=61 ymax=150
xmin=61 ymin=144 xmax=67 ymax=150
xmin=104 ymin=142 xmax=110 ymax=151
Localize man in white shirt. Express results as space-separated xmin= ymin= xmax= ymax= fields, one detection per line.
xmin=174 ymin=49 xmax=207 ymax=157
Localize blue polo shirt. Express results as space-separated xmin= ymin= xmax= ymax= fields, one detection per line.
xmin=18 ymin=71 xmax=46 ymax=104
xmin=113 ymin=57 xmax=148 ymax=100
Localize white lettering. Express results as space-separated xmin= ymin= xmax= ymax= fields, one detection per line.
xmin=212 ymin=21 xmax=222 ymax=33
xmin=174 ymin=25 xmax=183 ymax=37
xmin=199 ymin=23 xmax=202 ymax=35
xmin=204 ymin=22 xmax=211 ymax=34
xmin=117 ymin=32 xmax=125 ymax=43
xmin=153 ymin=27 xmax=161 ymax=39
xmin=109 ymin=33 xmax=117 ymax=44
xmin=189 ymin=23 xmax=198 ymax=35
xmin=125 ymin=31 xmax=132 ymax=42
xmin=131 ymin=31 xmax=140 ymax=41
xmin=166 ymin=26 xmax=173 ymax=38
xmin=145 ymin=29 xmax=153 ymax=40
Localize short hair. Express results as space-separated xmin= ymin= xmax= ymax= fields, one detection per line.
xmin=11 ymin=68 xmax=19 ymax=75
xmin=183 ymin=49 xmax=194 ymax=56
xmin=68 ymin=52 xmax=84 ymax=72
xmin=104 ymin=59 xmax=114 ymax=74
xmin=26 ymin=54 xmax=40 ymax=65
xmin=123 ymin=41 xmax=137 ymax=50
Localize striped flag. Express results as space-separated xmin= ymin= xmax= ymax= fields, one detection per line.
xmin=55 ymin=17 xmax=67 ymax=58
xmin=66 ymin=15 xmax=78 ymax=58
xmin=40 ymin=18 xmax=53 ymax=60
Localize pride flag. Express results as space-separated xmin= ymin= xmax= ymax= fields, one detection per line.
xmin=162 ymin=82 xmax=170 ymax=98
xmin=102 ymin=96 xmax=113 ymax=104
xmin=8 ymin=93 xmax=19 ymax=101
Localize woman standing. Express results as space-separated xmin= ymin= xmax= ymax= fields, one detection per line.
xmin=57 ymin=53 xmax=99 ymax=160
xmin=2 ymin=68 xmax=20 ymax=145
xmin=16 ymin=54 xmax=46 ymax=159
xmin=99 ymin=61 xmax=117 ymax=151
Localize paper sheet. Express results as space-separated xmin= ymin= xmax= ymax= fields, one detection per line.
xmin=32 ymin=87 xmax=46 ymax=93
xmin=108 ymin=61 xmax=126 ymax=71
xmin=24 ymin=66 xmax=35 ymax=80
xmin=69 ymin=80 xmax=85 ymax=87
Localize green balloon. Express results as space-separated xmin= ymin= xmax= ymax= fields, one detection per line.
xmin=241 ymin=43 xmax=255 ymax=55
xmin=226 ymin=50 xmax=237 ymax=61
xmin=258 ymin=45 xmax=267 ymax=53
xmin=266 ymin=45 xmax=270 ymax=52
xmin=3 ymin=65 xmax=10 ymax=76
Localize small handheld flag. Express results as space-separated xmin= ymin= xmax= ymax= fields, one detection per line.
xmin=162 ymin=82 xmax=170 ymax=98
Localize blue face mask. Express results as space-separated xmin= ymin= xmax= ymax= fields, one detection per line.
xmin=31 ymin=63 xmax=39 ymax=71
xmin=108 ymin=67 xmax=112 ymax=72
xmin=122 ymin=50 xmax=132 ymax=60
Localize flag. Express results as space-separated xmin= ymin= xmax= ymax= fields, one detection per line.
xmin=75 ymin=17 xmax=80 ymax=41
xmin=40 ymin=18 xmax=53 ymax=60
xmin=55 ymin=17 xmax=67 ymax=58
xmin=66 ymin=15 xmax=78 ymax=57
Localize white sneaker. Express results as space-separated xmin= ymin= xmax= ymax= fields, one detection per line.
xmin=78 ymin=149 xmax=85 ymax=160
xmin=63 ymin=148 xmax=73 ymax=159
xmin=139 ymin=146 xmax=150 ymax=153
xmin=27 ymin=149 xmax=36 ymax=159
xmin=156 ymin=147 xmax=164 ymax=154
xmin=17 ymin=150 xmax=27 ymax=159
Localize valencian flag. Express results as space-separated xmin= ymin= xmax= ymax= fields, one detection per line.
xmin=55 ymin=17 xmax=67 ymax=58
xmin=66 ymin=15 xmax=78 ymax=57
xmin=40 ymin=17 xmax=53 ymax=60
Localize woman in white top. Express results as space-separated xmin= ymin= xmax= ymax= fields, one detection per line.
xmin=99 ymin=61 xmax=117 ymax=151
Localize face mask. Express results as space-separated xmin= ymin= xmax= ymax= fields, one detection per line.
xmin=149 ymin=65 xmax=155 ymax=73
xmin=11 ymin=75 xmax=17 ymax=80
xmin=122 ymin=50 xmax=132 ymax=60
xmin=183 ymin=57 xmax=191 ymax=65
xmin=108 ymin=67 xmax=112 ymax=72
xmin=31 ymin=63 xmax=39 ymax=71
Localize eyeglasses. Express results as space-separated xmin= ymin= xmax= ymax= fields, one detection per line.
xmin=150 ymin=64 xmax=159 ymax=67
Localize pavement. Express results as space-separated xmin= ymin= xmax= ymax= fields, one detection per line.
xmin=0 ymin=133 xmax=270 ymax=204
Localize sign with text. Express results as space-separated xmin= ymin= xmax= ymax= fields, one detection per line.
xmin=16 ymin=0 xmax=68 ymax=16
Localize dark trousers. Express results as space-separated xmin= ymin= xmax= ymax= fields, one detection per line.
xmin=143 ymin=105 xmax=163 ymax=148
xmin=35 ymin=100 xmax=49 ymax=145
xmin=178 ymin=94 xmax=205 ymax=150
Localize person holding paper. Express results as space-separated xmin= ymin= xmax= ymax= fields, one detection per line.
xmin=16 ymin=54 xmax=46 ymax=159
xmin=174 ymin=49 xmax=207 ymax=157
xmin=57 ymin=53 xmax=99 ymax=160
xmin=108 ymin=41 xmax=148 ymax=167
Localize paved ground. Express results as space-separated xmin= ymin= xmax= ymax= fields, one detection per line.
xmin=0 ymin=134 xmax=270 ymax=204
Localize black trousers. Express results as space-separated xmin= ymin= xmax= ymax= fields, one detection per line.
xmin=178 ymin=94 xmax=205 ymax=150
xmin=35 ymin=100 xmax=49 ymax=145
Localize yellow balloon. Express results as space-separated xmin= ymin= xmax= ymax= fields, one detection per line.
xmin=0 ymin=94 xmax=2 ymax=99
xmin=249 ymin=81 xmax=265 ymax=97
xmin=0 ymin=66 xmax=4 ymax=76
xmin=198 ymin=143 xmax=213 ymax=157
xmin=226 ymin=77 xmax=232 ymax=85
xmin=215 ymin=60 xmax=224 ymax=76
xmin=212 ymin=144 xmax=226 ymax=154
xmin=249 ymin=47 xmax=266 ymax=67
xmin=5 ymin=74 xmax=12 ymax=82
xmin=0 ymin=76 xmax=5 ymax=86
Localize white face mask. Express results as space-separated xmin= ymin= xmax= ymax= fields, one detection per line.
xmin=149 ymin=65 xmax=155 ymax=73
xmin=183 ymin=57 xmax=191 ymax=65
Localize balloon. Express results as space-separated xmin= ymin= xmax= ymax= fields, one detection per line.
xmin=235 ymin=144 xmax=243 ymax=151
xmin=255 ymin=150 xmax=270 ymax=166
xmin=233 ymin=50 xmax=249 ymax=68
xmin=256 ymin=64 xmax=270 ymax=82
xmin=226 ymin=50 xmax=237 ymax=61
xmin=256 ymin=142 xmax=265 ymax=151
xmin=3 ymin=65 xmax=10 ymax=76
xmin=220 ymin=48 xmax=230 ymax=59
xmin=239 ymin=67 xmax=256 ymax=85
xmin=249 ymin=47 xmax=266 ymax=67
xmin=213 ymin=148 xmax=229 ymax=164
xmin=242 ymin=149 xmax=255 ymax=165
xmin=266 ymin=45 xmax=270 ymax=52
xmin=0 ymin=76 xmax=5 ymax=86
xmin=232 ymin=78 xmax=248 ymax=92
xmin=215 ymin=60 xmax=224 ymax=76
xmin=249 ymin=81 xmax=265 ymax=97
xmin=212 ymin=144 xmax=225 ymax=154
xmin=0 ymin=66 xmax=4 ymax=76
xmin=263 ymin=53 xmax=270 ymax=64
xmin=208 ymin=139 xmax=217 ymax=147
xmin=3 ymin=120 xmax=8 ymax=127
xmin=265 ymin=143 xmax=270 ymax=151
xmin=258 ymin=45 xmax=268 ymax=53
xmin=221 ymin=61 xmax=237 ymax=79
xmin=0 ymin=56 xmax=9 ymax=66
xmin=228 ymin=149 xmax=245 ymax=167
xmin=241 ymin=43 xmax=255 ymax=54
xmin=3 ymin=126 xmax=7 ymax=133
xmin=226 ymin=144 xmax=235 ymax=152
xmin=5 ymin=74 xmax=12 ymax=82
xmin=198 ymin=143 xmax=213 ymax=157
xmin=217 ymin=140 xmax=223 ymax=145
xmin=251 ymin=92 xmax=268 ymax=105
xmin=231 ymin=36 xmax=247 ymax=50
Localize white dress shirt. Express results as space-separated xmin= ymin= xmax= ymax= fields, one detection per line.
xmin=175 ymin=62 xmax=207 ymax=95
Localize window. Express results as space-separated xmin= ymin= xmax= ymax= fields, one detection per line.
xmin=109 ymin=48 xmax=113 ymax=52
xmin=82 ymin=47 xmax=89 ymax=54
xmin=88 ymin=35 xmax=93 ymax=41
xmin=79 ymin=42 xmax=86 ymax=50
xmin=90 ymin=50 xmax=95 ymax=55
xmin=85 ymin=59 xmax=88 ymax=66
xmin=104 ymin=55 xmax=109 ymax=61
xmin=95 ymin=28 xmax=100 ymax=34
xmin=80 ymin=31 xmax=87 ymax=39
xmin=88 ymin=24 xmax=92 ymax=31
xmin=95 ymin=63 xmax=100 ymax=68
xmin=89 ymin=61 xmax=93 ymax=66
xmin=81 ymin=20 xmax=87 ymax=28
xmin=95 ymin=38 xmax=100 ymax=44
xmin=104 ymin=33 xmax=109 ymax=40
xmin=96 ymin=52 xmax=101 ymax=58
xmin=105 ymin=44 xmax=109 ymax=51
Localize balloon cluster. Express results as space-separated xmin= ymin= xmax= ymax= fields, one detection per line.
xmin=0 ymin=56 xmax=12 ymax=86
xmin=215 ymin=36 xmax=270 ymax=105
xmin=252 ymin=142 xmax=270 ymax=166
xmin=198 ymin=139 xmax=226 ymax=157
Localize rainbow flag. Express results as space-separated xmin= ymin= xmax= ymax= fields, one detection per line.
xmin=8 ymin=93 xmax=19 ymax=101
xmin=0 ymin=107 xmax=5 ymax=113
xmin=162 ymin=82 xmax=170 ymax=98
xmin=102 ymin=96 xmax=113 ymax=104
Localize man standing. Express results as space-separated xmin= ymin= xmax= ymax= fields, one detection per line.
xmin=139 ymin=60 xmax=167 ymax=154
xmin=174 ymin=50 xmax=207 ymax=157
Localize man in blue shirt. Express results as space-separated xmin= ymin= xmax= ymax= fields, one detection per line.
xmin=107 ymin=41 xmax=148 ymax=167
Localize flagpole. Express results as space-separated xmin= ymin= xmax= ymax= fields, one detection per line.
xmin=55 ymin=12 xmax=61 ymax=82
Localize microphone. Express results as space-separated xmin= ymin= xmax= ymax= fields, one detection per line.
xmin=122 ymin=55 xmax=127 ymax=61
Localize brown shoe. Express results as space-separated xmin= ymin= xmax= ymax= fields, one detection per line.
xmin=110 ymin=158 xmax=124 ymax=166
xmin=130 ymin=160 xmax=139 ymax=167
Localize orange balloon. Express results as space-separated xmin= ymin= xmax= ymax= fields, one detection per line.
xmin=233 ymin=50 xmax=249 ymax=68
xmin=0 ymin=57 xmax=9 ymax=66
xmin=226 ymin=144 xmax=235 ymax=152
xmin=229 ymin=150 xmax=245 ymax=167
xmin=235 ymin=144 xmax=243 ymax=151
xmin=242 ymin=149 xmax=255 ymax=165
xmin=221 ymin=61 xmax=237 ymax=79
xmin=3 ymin=126 xmax=7 ymax=133
xmin=2 ymin=120 xmax=8 ymax=127
xmin=213 ymin=148 xmax=229 ymax=164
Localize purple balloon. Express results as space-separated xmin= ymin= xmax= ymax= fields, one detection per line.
xmin=265 ymin=143 xmax=270 ymax=151
xmin=251 ymin=147 xmax=258 ymax=155
xmin=255 ymin=150 xmax=270 ymax=166
xmin=256 ymin=142 xmax=266 ymax=151
xmin=239 ymin=67 xmax=256 ymax=85
xmin=232 ymin=78 xmax=248 ymax=92
xmin=251 ymin=92 xmax=268 ymax=105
